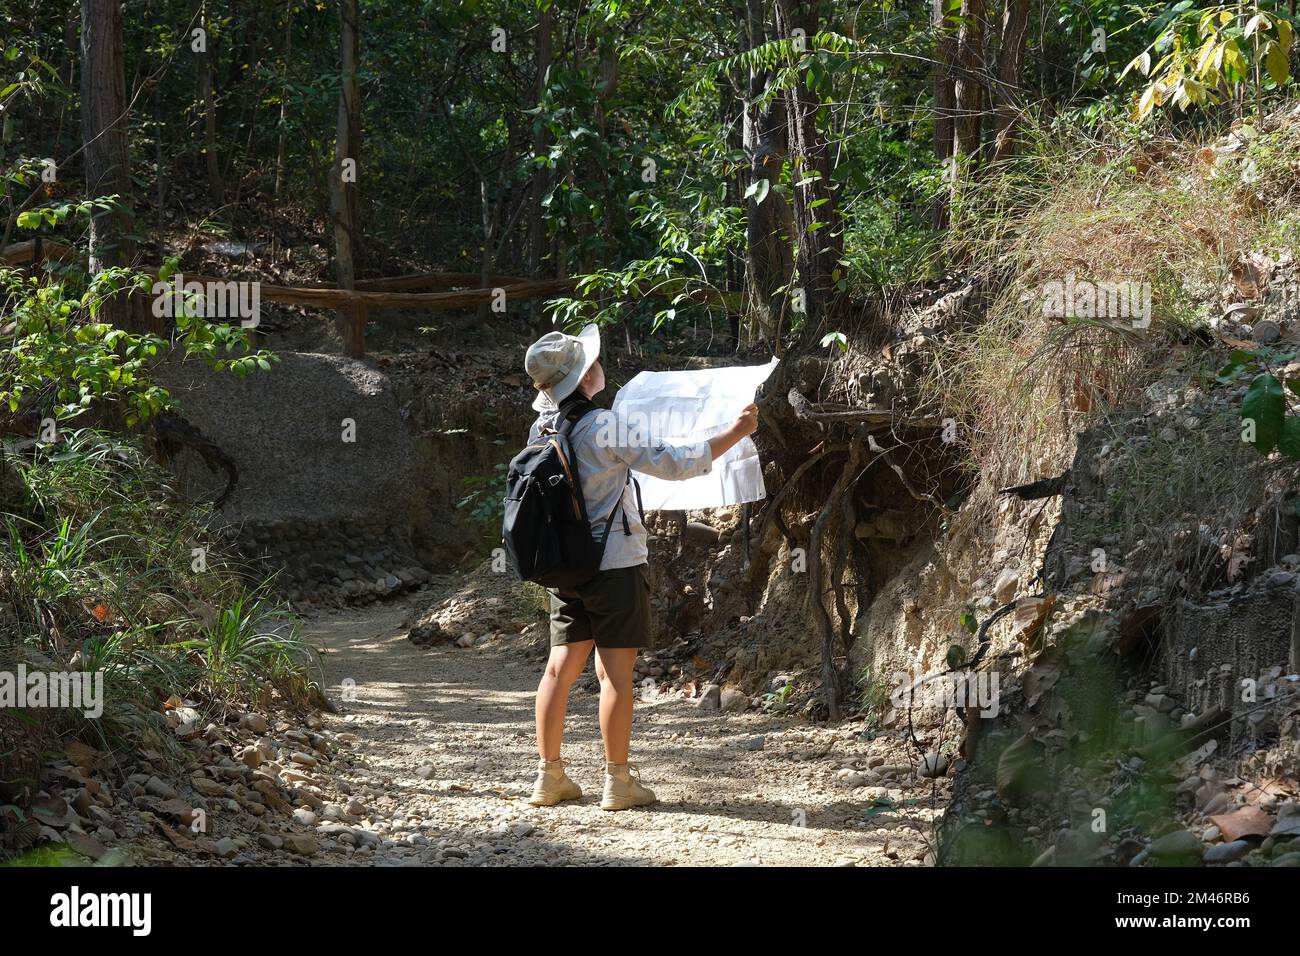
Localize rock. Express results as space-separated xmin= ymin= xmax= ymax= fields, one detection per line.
xmin=743 ymin=736 xmax=765 ymax=752
xmin=215 ymin=837 xmax=238 ymax=858
xmin=345 ymin=798 xmax=366 ymax=817
xmin=1272 ymin=802 xmax=1300 ymax=837
xmin=239 ymin=713 xmax=268 ymax=734
xmin=836 ymin=770 xmax=869 ymax=788
xmin=1148 ymin=829 xmax=1201 ymax=861
xmin=1144 ymin=693 xmax=1175 ymax=712
xmin=1203 ymin=840 xmax=1251 ymax=864
xmin=144 ymin=776 xmax=177 ymax=800
xmin=919 ymin=752 xmax=949 ymax=779
xmin=456 ymin=634 xmax=475 ymax=648
xmin=236 ymin=746 xmax=265 ymax=769
xmin=283 ymin=833 xmax=319 ymax=857
xmin=293 ymin=808 xmax=318 ymax=826
xmin=720 ymin=688 xmax=748 ymax=713
xmin=1253 ymin=319 xmax=1282 ymax=344
xmin=70 ymin=789 xmax=92 ymax=816
xmin=258 ymin=834 xmax=284 ymax=851
xmin=415 ymin=765 xmax=436 ymax=780
xmin=696 ymin=684 xmax=722 ymax=711
xmin=992 ymin=568 xmax=1019 ymax=604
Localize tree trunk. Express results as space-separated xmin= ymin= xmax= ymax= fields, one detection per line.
xmin=330 ymin=0 xmax=363 ymax=355
xmin=80 ymin=0 xmax=136 ymax=329
xmin=952 ymin=0 xmax=988 ymax=160
xmin=193 ymin=1 xmax=224 ymax=206
xmin=991 ymin=0 xmax=1031 ymax=163
xmin=933 ymin=0 xmax=957 ymax=163
xmin=932 ymin=0 xmax=958 ymax=227
xmin=773 ymin=0 xmax=843 ymax=345
xmin=527 ymin=3 xmax=553 ymax=279
xmin=274 ymin=0 xmax=293 ymax=199
xmin=742 ymin=0 xmax=794 ymax=347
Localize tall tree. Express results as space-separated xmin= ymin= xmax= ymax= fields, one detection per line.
xmin=330 ymin=0 xmax=362 ymax=355
xmin=952 ymin=0 xmax=987 ymax=160
xmin=742 ymin=0 xmax=793 ymax=345
xmin=80 ymin=0 xmax=135 ymax=329
xmin=773 ymin=0 xmax=843 ymax=342
xmin=192 ymin=0 xmax=224 ymax=206
xmin=274 ymin=0 xmax=294 ymax=199
xmin=528 ymin=2 xmax=554 ymax=279
xmin=991 ymin=0 xmax=1031 ymax=162
xmin=932 ymin=0 xmax=958 ymax=226
xmin=932 ymin=0 xmax=957 ymax=164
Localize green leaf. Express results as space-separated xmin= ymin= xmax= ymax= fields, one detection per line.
xmin=1243 ymin=373 xmax=1286 ymax=453
xmin=959 ymin=604 xmax=979 ymax=634
xmin=1218 ymin=349 xmax=1257 ymax=381
xmin=1265 ymin=39 xmax=1290 ymax=86
xmin=1280 ymin=417 xmax=1300 ymax=460
xmin=820 ymin=331 xmax=847 ymax=352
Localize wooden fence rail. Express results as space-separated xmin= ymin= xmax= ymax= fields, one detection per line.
xmin=2 ymin=240 xmax=739 ymax=359
xmin=1 ymin=240 xmax=576 ymax=358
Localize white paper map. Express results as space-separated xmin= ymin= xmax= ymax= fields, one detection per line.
xmin=611 ymin=358 xmax=779 ymax=511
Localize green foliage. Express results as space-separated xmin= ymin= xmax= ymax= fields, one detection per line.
xmin=175 ymin=591 xmax=320 ymax=708
xmin=851 ymin=667 xmax=893 ymax=726
xmin=457 ymin=463 xmax=509 ymax=526
xmin=1218 ymin=345 xmax=1300 ymax=458
xmin=761 ymin=682 xmax=796 ymax=716
xmin=1123 ymin=2 xmax=1295 ymax=119
xmin=1 ymin=248 xmax=276 ymax=430
xmin=0 ymin=429 xmax=320 ymax=754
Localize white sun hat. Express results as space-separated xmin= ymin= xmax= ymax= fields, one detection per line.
xmin=525 ymin=323 xmax=601 ymax=412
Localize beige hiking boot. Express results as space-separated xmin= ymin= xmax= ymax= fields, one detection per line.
xmin=529 ymin=757 xmax=582 ymax=807
xmin=601 ymin=762 xmax=657 ymax=811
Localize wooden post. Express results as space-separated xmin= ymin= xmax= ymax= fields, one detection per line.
xmin=343 ymin=300 xmax=366 ymax=358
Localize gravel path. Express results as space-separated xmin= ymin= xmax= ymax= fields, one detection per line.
xmin=307 ymin=601 xmax=945 ymax=867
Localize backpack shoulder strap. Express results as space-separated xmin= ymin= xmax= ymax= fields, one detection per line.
xmin=556 ymin=396 xmax=598 ymax=439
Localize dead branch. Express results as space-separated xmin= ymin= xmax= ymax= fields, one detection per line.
xmin=788 ymin=387 xmax=943 ymax=429
xmin=866 ymin=433 xmax=947 ymax=510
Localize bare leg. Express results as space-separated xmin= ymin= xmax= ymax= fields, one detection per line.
xmin=594 ymin=646 xmax=639 ymax=764
xmin=535 ymin=641 xmax=593 ymax=760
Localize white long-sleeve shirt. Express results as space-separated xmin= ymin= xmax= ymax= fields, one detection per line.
xmin=529 ymin=406 xmax=713 ymax=570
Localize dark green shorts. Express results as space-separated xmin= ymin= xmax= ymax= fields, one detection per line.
xmin=548 ymin=564 xmax=650 ymax=649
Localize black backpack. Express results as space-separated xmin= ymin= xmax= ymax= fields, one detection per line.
xmin=501 ymin=396 xmax=639 ymax=588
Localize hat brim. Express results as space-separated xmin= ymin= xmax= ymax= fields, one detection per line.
xmin=532 ymin=323 xmax=601 ymax=412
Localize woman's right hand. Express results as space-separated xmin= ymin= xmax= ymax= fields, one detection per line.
xmin=731 ymin=403 xmax=759 ymax=439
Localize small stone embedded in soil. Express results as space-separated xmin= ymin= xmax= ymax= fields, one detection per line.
xmin=696 ymin=684 xmax=722 ymax=711
xmin=919 ymin=752 xmax=949 ymax=778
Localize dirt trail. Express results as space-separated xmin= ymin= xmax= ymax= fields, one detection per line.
xmin=305 ymin=600 xmax=944 ymax=867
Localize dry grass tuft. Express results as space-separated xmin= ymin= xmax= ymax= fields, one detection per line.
xmin=925 ymin=113 xmax=1300 ymax=514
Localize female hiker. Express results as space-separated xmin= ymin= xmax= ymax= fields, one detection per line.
xmin=523 ymin=324 xmax=758 ymax=810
